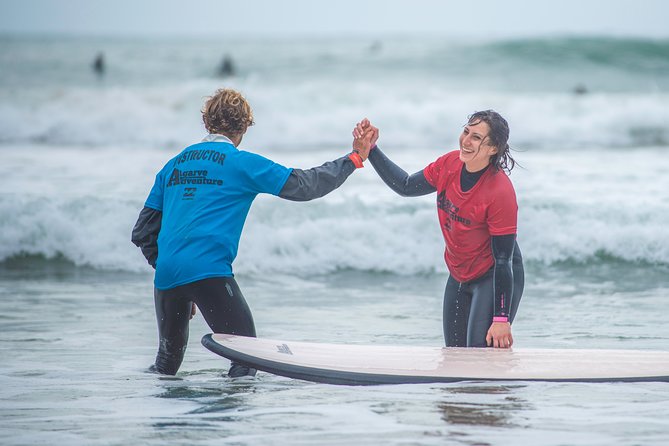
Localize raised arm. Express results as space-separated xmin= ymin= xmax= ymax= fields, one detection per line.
xmin=278 ymin=155 xmax=357 ymax=202
xmin=368 ymin=146 xmax=436 ymax=197
xmin=353 ymin=119 xmax=435 ymax=197
xmin=279 ymin=127 xmax=376 ymax=202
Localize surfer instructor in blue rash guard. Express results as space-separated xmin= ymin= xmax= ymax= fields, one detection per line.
xmin=132 ymin=88 xmax=375 ymax=377
xmin=353 ymin=112 xmax=524 ymax=349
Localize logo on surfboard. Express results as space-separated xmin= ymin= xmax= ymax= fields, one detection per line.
xmin=276 ymin=343 xmax=293 ymax=355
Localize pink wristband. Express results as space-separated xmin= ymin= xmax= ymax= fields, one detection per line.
xmin=493 ymin=316 xmax=509 ymax=323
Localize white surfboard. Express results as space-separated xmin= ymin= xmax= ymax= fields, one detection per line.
xmin=202 ymin=334 xmax=669 ymax=385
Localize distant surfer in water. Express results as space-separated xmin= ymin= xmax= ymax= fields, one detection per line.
xmin=353 ymin=112 xmax=524 ymax=348
xmin=92 ymin=52 xmax=105 ymax=76
xmin=218 ymin=54 xmax=235 ymax=77
xmin=132 ymin=88 xmax=375 ymax=377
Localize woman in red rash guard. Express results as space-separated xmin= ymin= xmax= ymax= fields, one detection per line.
xmin=353 ymin=111 xmax=524 ymax=348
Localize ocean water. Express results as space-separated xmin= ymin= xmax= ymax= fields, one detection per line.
xmin=1 ymin=35 xmax=669 ymax=445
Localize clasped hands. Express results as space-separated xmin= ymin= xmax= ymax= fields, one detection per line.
xmin=352 ymin=118 xmax=379 ymax=161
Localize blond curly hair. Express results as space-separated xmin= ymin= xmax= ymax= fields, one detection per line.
xmin=202 ymin=88 xmax=254 ymax=137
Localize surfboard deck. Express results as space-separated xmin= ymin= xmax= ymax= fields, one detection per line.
xmin=202 ymin=334 xmax=669 ymax=385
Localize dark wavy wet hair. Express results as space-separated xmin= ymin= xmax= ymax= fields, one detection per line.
xmin=467 ymin=110 xmax=516 ymax=173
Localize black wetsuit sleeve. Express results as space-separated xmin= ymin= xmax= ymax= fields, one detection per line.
xmin=491 ymin=234 xmax=516 ymax=320
xmin=368 ymin=146 xmax=436 ymax=197
xmin=131 ymin=206 xmax=162 ymax=268
xmin=278 ymin=155 xmax=356 ymax=202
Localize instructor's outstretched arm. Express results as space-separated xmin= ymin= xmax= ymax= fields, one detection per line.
xmin=279 ymin=155 xmax=356 ymax=202
xmin=279 ymin=130 xmax=375 ymax=201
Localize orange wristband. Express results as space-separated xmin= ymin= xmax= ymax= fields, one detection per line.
xmin=348 ymin=151 xmax=364 ymax=168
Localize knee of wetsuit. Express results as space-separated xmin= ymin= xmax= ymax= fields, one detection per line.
xmin=147 ymin=362 xmax=177 ymax=375
xmin=153 ymin=344 xmax=187 ymax=375
xmin=228 ymin=362 xmax=257 ymax=378
xmin=149 ymin=361 xmax=180 ymax=376
xmin=466 ymin=336 xmax=490 ymax=348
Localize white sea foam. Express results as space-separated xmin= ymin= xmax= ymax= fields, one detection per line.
xmin=2 ymin=35 xmax=668 ymax=274
xmin=1 ymin=145 xmax=667 ymax=273
xmin=1 ymin=81 xmax=667 ymax=151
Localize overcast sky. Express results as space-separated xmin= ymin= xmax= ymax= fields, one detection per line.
xmin=1 ymin=0 xmax=668 ymax=38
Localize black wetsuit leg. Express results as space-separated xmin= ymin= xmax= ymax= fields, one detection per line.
xmin=189 ymin=277 xmax=256 ymax=338
xmin=189 ymin=277 xmax=257 ymax=378
xmin=153 ymin=286 xmax=192 ymax=375
xmin=443 ymin=275 xmax=472 ymax=347
xmin=442 ymin=242 xmax=525 ymax=347
xmin=153 ymin=277 xmax=257 ymax=377
xmin=443 ymin=270 xmax=497 ymax=347
xmin=466 ymin=273 xmax=495 ymax=347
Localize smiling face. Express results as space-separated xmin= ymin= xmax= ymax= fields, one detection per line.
xmin=458 ymin=120 xmax=498 ymax=172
